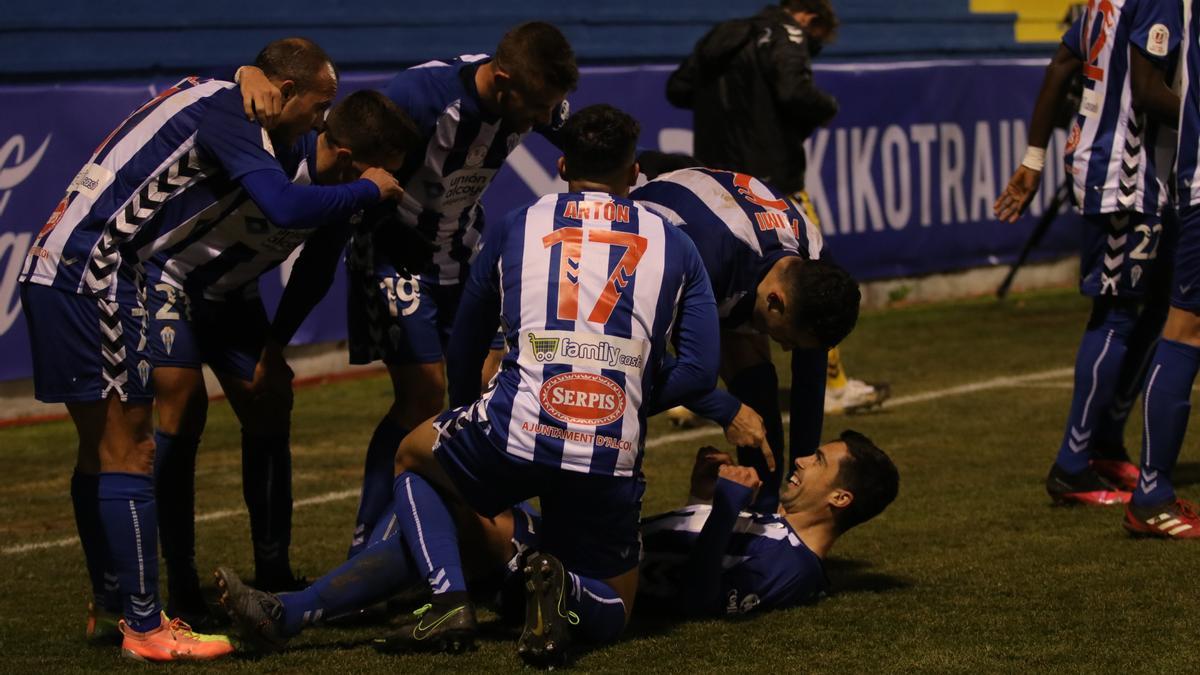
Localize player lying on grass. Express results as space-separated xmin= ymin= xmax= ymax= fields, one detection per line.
xmin=994 ymin=0 xmax=1179 ymax=507
xmin=630 ymin=163 xmax=861 ymax=513
xmin=215 ymin=432 xmax=898 ymax=650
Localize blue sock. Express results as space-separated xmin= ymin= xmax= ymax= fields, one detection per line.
xmin=242 ymin=432 xmax=293 ymax=579
xmin=349 ymin=417 xmax=409 ymax=558
xmin=391 ymin=473 xmax=467 ymax=601
xmin=727 ymin=363 xmax=784 ymax=512
xmin=789 ymin=348 xmax=827 ymax=457
xmin=1135 ymin=339 xmax=1200 ymax=506
xmin=153 ymin=430 xmax=201 ymax=598
xmin=1054 ymin=304 xmax=1135 ymax=474
xmin=280 ymin=512 xmax=415 ymax=636
xmin=98 ymin=472 xmax=161 ymax=632
xmin=1094 ymin=303 xmax=1167 ymax=450
xmin=564 ymin=573 xmax=626 ymax=644
xmin=71 ymin=470 xmax=119 ymax=611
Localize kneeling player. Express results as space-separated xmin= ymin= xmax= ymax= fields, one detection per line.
xmin=632 ymin=165 xmax=861 ymax=512
xmin=213 ymin=431 xmax=898 ymax=653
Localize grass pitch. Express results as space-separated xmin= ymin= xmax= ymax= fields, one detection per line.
xmin=3 ymin=287 xmax=1199 ymax=673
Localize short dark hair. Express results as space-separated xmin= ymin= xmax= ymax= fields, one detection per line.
xmin=495 ymin=22 xmax=580 ymax=94
xmin=559 ymin=104 xmax=640 ymax=182
xmin=784 ymin=258 xmax=860 ymax=348
xmin=781 ymin=0 xmax=840 ymax=40
xmin=253 ymin=37 xmax=337 ymax=93
xmin=325 ymin=90 xmax=421 ymax=166
xmin=832 ymin=430 xmax=898 ymax=534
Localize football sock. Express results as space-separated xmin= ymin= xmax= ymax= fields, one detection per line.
xmin=1053 ymin=303 xmax=1136 ymax=474
xmin=98 ymin=472 xmax=162 ymax=633
xmin=279 ymin=512 xmax=413 ymax=636
xmin=826 ymin=346 xmax=848 ymax=390
xmin=348 ymin=416 xmax=409 ymax=558
xmin=153 ymin=430 xmax=201 ymax=599
xmin=1135 ymin=339 xmax=1200 ymax=506
xmin=242 ymin=431 xmax=293 ymax=579
xmin=71 ymin=469 xmax=119 ymax=611
xmin=564 ymin=573 xmax=625 ymax=644
xmin=391 ymin=473 xmax=468 ymax=603
xmin=1094 ymin=302 xmax=1167 ymax=451
xmin=727 ymin=363 xmax=784 ymax=512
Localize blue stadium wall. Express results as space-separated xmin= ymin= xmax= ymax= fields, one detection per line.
xmin=0 ymin=1 xmax=1078 ymax=381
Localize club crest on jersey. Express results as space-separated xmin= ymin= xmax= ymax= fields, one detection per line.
xmin=137 ymin=359 xmax=151 ymax=387
xmin=160 ymin=326 xmax=176 ymax=355
xmin=1147 ymin=24 xmax=1169 ymax=57
xmin=466 ymin=143 xmax=489 ymax=168
xmin=1131 ymin=265 xmax=1143 ymax=287
xmin=538 ymin=372 xmax=626 ymax=426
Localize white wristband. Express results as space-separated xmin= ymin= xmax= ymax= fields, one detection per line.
xmin=234 ymin=66 xmax=246 ymax=84
xmin=1021 ymin=146 xmax=1046 ymax=172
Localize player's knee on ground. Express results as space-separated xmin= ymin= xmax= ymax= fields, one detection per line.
xmin=151 ymin=367 xmax=209 ymax=437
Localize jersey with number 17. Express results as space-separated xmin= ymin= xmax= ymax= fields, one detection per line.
xmin=466 ymin=192 xmax=715 ymax=478
xmin=1061 ymin=0 xmax=1179 ymax=216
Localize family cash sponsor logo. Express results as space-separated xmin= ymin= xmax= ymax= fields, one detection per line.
xmin=538 ymin=372 xmax=626 ymax=427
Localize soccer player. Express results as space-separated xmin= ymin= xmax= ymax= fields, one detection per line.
xmin=269 ymin=104 xmax=714 ymax=666
xmin=994 ymin=0 xmax=1180 ymax=507
xmin=666 ymin=0 xmax=887 ymax=416
xmin=631 ymin=166 xmax=861 ymax=512
xmin=236 ymin=22 xmax=578 ymax=559
xmin=17 ymin=37 xmax=400 ymax=661
xmin=212 ymin=430 xmax=898 ymax=653
xmin=142 ymin=84 xmax=415 ymax=624
xmin=1121 ymin=0 xmax=1200 ymax=537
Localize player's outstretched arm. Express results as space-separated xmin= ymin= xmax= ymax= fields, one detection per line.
xmin=238 ymin=168 xmax=397 ymax=230
xmin=680 ymin=466 xmax=760 ymax=616
xmin=650 ymin=236 xmax=720 ymax=408
xmin=445 ymin=224 xmax=505 ymax=407
xmin=995 ymin=44 xmax=1081 ymax=223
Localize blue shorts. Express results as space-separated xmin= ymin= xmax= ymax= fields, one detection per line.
xmin=145 ymin=284 xmax=267 ymax=382
xmin=347 ymin=269 xmax=503 ymax=366
xmin=1080 ymin=211 xmax=1174 ymax=300
xmin=19 ymin=282 xmax=153 ymax=403
xmin=1171 ymin=205 xmax=1200 ymax=311
xmin=432 ymin=404 xmax=645 ymax=579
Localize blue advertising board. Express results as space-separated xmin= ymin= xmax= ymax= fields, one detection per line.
xmin=0 ymin=59 xmax=1078 ymax=381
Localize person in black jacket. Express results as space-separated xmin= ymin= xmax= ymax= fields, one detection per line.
xmin=665 ymin=1 xmax=890 ymax=424
xmin=667 ymin=0 xmax=838 ymax=194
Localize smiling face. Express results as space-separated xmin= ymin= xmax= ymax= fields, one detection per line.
xmin=779 ymin=440 xmax=852 ymax=515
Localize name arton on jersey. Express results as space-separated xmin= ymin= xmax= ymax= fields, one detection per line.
xmin=562 ymin=200 xmax=631 ymax=223
xmin=521 ymin=330 xmax=648 ymax=375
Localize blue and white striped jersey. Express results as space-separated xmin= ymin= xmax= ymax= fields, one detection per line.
xmin=135 ymin=132 xmax=322 ymax=301
xmin=639 ymin=504 xmax=826 ymax=615
xmin=631 ymin=167 xmax=823 ymax=330
xmin=20 ymin=79 xmax=316 ymax=302
xmin=348 ymin=54 xmax=567 ymax=286
xmin=1061 ymin=0 xmax=1179 ymax=215
xmin=1174 ymin=0 xmax=1200 ymax=206
xmin=455 ymin=191 xmax=716 ymax=477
